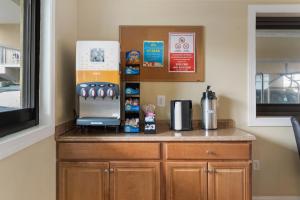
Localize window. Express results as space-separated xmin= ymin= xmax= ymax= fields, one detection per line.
xmin=248 ymin=5 xmax=300 ymax=126
xmin=0 ymin=0 xmax=40 ymax=137
xmin=256 ymin=17 xmax=300 ymax=117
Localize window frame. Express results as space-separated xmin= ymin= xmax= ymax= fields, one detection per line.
xmin=0 ymin=0 xmax=40 ymax=137
xmin=248 ymin=4 xmax=300 ymax=127
xmin=0 ymin=0 xmax=55 ymax=160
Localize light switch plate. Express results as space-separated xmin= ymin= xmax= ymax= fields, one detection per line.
xmin=157 ymin=95 xmax=165 ymax=107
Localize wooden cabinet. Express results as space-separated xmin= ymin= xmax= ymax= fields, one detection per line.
xmin=58 ymin=161 xmax=160 ymax=200
xmin=57 ymin=141 xmax=252 ymax=200
xmin=58 ymin=162 xmax=109 ymax=200
xmin=208 ymin=162 xmax=251 ymax=200
xmin=165 ymin=161 xmax=251 ymax=200
xmin=110 ymin=162 xmax=160 ymax=200
xmin=165 ymin=162 xmax=207 ymax=200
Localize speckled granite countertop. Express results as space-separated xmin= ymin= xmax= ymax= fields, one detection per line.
xmin=57 ymin=127 xmax=256 ymax=142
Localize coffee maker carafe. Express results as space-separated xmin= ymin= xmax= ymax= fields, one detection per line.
xmin=201 ymin=86 xmax=217 ymax=130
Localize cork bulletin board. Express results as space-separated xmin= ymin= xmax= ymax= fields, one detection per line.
xmin=119 ymin=25 xmax=205 ymax=82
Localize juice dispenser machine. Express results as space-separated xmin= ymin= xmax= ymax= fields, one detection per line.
xmin=76 ymin=41 xmax=120 ymax=128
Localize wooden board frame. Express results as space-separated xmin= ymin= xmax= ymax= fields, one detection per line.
xmin=119 ymin=25 xmax=205 ymax=82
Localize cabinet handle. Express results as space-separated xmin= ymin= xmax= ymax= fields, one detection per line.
xmin=109 ymin=168 xmax=114 ymax=173
xmin=104 ymin=169 xmax=109 ymax=173
xmin=206 ymin=150 xmax=214 ymax=155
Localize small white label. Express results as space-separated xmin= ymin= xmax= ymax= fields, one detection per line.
xmin=80 ymin=84 xmax=88 ymax=87
xmin=90 ymin=122 xmax=103 ymax=125
xmin=112 ymin=113 xmax=120 ymax=118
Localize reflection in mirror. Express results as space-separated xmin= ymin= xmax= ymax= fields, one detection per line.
xmin=0 ymin=0 xmax=22 ymax=112
xmin=256 ymin=14 xmax=300 ymax=117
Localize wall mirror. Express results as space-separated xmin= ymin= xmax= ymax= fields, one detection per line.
xmin=248 ymin=5 xmax=300 ymax=126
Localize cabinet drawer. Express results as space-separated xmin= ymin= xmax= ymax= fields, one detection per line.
xmin=58 ymin=142 xmax=161 ymax=160
xmin=164 ymin=142 xmax=250 ymax=160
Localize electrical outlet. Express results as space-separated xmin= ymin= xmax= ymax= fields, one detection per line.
xmin=253 ymin=160 xmax=260 ymax=170
xmin=157 ymin=95 xmax=166 ymax=107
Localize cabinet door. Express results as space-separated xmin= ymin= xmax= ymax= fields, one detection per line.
xmin=59 ymin=162 xmax=109 ymax=200
xmin=208 ymin=162 xmax=251 ymax=200
xmin=110 ymin=162 xmax=160 ymax=200
xmin=165 ymin=162 xmax=208 ymax=200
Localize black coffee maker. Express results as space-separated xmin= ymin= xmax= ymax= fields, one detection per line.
xmin=170 ymin=100 xmax=193 ymax=131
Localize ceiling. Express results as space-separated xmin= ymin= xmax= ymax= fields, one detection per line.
xmin=0 ymin=0 xmax=20 ymax=24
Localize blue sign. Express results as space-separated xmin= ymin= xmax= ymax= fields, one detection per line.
xmin=143 ymin=41 xmax=164 ymax=67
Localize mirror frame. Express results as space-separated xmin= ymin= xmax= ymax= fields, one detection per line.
xmin=248 ymin=4 xmax=300 ymax=127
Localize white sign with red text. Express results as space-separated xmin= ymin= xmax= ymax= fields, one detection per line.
xmin=169 ymin=32 xmax=195 ymax=72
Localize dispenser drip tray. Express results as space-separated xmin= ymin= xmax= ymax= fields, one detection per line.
xmin=76 ymin=117 xmax=120 ymax=126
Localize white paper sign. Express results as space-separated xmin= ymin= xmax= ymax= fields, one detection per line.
xmin=76 ymin=41 xmax=120 ymax=71
xmin=169 ymin=32 xmax=196 ymax=72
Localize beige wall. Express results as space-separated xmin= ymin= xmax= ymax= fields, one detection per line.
xmin=257 ymin=37 xmax=300 ymax=74
xmin=55 ymin=0 xmax=78 ymax=124
xmin=0 ymin=0 xmax=77 ymax=200
xmin=0 ymin=24 xmax=20 ymax=49
xmin=257 ymin=37 xmax=300 ymax=61
xmin=0 ymin=136 xmax=56 ymax=200
xmin=77 ymin=0 xmax=300 ymax=196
